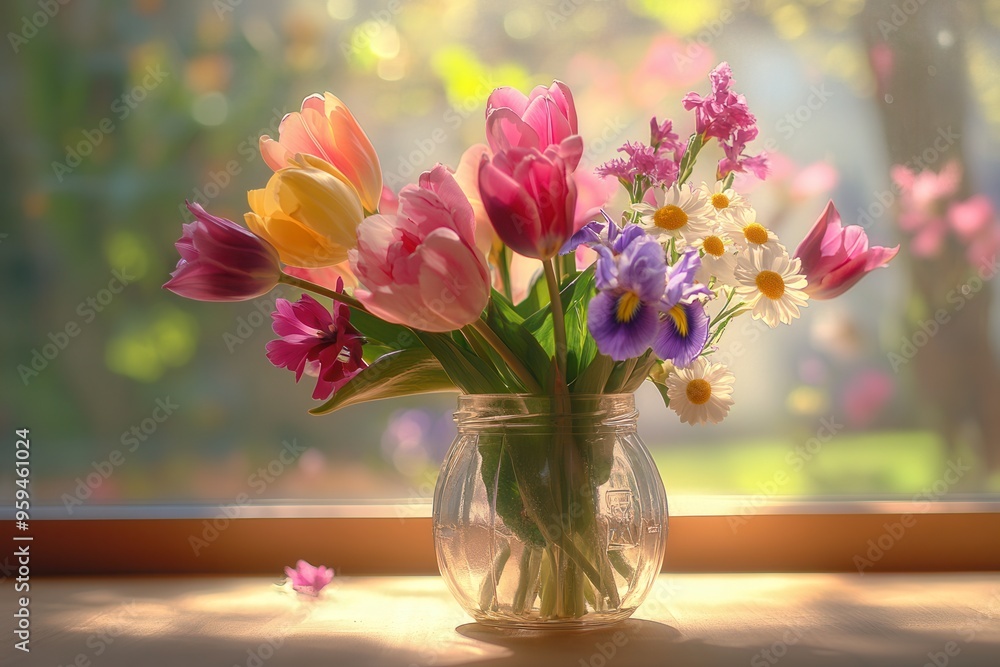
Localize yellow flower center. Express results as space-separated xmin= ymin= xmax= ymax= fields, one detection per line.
xmin=743 ymin=222 xmax=769 ymax=245
xmin=703 ymin=235 xmax=726 ymax=257
xmin=755 ymin=270 xmax=786 ymax=300
xmin=711 ymin=193 xmax=730 ymax=209
xmin=654 ymin=205 xmax=688 ymax=230
xmin=686 ymin=378 xmax=712 ymax=405
xmin=668 ymin=304 xmax=689 ymax=337
xmin=616 ymin=291 xmax=642 ymax=323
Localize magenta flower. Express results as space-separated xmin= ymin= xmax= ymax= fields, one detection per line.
xmin=794 ymin=201 xmax=899 ymax=300
xmin=284 ymin=559 xmax=334 ymax=596
xmin=596 ymin=117 xmax=685 ymax=189
xmin=683 ymin=62 xmax=768 ymax=180
xmin=485 ymin=81 xmax=578 ymax=156
xmin=479 ymin=146 xmax=579 ymax=260
xmin=265 ymin=284 xmax=367 ymax=400
xmin=164 ymin=202 xmax=281 ymax=302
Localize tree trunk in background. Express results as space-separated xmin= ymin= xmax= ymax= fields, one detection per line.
xmin=859 ymin=1 xmax=1000 ymax=480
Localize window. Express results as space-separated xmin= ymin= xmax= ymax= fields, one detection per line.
xmin=3 ymin=0 xmax=999 ymax=524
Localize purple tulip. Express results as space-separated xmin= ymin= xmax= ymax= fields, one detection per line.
xmin=794 ymin=200 xmax=899 ymax=300
xmin=478 ymin=146 xmax=579 ymax=260
xmin=164 ymin=202 xmax=281 ymax=302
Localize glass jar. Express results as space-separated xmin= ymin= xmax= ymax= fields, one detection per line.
xmin=432 ymin=394 xmax=668 ymax=629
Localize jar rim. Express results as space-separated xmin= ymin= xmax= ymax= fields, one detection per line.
xmin=454 ymin=393 xmax=637 ymax=431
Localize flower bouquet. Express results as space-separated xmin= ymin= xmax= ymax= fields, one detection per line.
xmin=165 ymin=63 xmax=896 ymax=627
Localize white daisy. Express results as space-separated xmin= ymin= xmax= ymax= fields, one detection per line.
xmin=634 ymin=183 xmax=714 ymax=246
xmin=695 ymin=227 xmax=738 ymax=287
xmin=732 ymin=245 xmax=809 ymax=328
xmin=720 ymin=207 xmax=783 ymax=252
xmin=665 ymin=357 xmax=735 ymax=425
xmin=699 ymin=181 xmax=750 ymax=220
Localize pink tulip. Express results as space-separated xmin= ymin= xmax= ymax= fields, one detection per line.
xmin=478 ymin=146 xmax=579 ymax=261
xmin=164 ymin=202 xmax=281 ymax=302
xmin=260 ymin=93 xmax=383 ymax=213
xmin=350 ymin=165 xmax=490 ymax=332
xmin=794 ymin=200 xmax=899 ymax=300
xmin=485 ymin=81 xmax=578 ymax=157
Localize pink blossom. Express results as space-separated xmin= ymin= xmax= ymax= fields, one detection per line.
xmin=164 ymin=202 xmax=281 ymax=302
xmin=265 ymin=285 xmax=367 ymax=400
xmin=683 ymin=62 xmax=767 ymax=179
xmin=794 ymin=200 xmax=899 ymax=299
xmin=485 ymin=81 xmax=578 ymax=156
xmin=284 ymin=560 xmax=334 ymax=596
xmin=350 ymin=165 xmax=490 ymax=332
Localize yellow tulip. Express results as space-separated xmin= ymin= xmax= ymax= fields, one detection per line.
xmin=245 ymin=155 xmax=364 ymax=268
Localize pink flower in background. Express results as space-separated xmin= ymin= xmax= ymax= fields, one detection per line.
xmin=683 ymin=62 xmax=767 ymax=180
xmin=868 ymin=43 xmax=895 ymax=96
xmin=284 ymin=560 xmax=334 ymax=596
xmin=843 ymin=369 xmax=894 ymax=428
xmin=266 ymin=284 xmax=367 ymax=400
xmin=789 ymin=161 xmax=840 ymax=201
xmin=485 ymin=81 xmax=578 ymax=156
xmin=260 ymin=93 xmax=383 ymax=213
xmin=164 ymin=202 xmax=281 ymax=302
xmin=891 ymin=161 xmax=961 ymax=257
xmin=479 ymin=146 xmax=579 ymax=260
xmin=629 ymin=35 xmax=717 ymax=94
xmin=948 ymin=194 xmax=995 ymax=241
xmin=794 ymin=200 xmax=899 ymax=299
xmin=351 ymin=165 xmax=490 ymax=332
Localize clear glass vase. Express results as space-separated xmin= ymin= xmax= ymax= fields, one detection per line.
xmin=432 ymin=393 xmax=668 ymax=629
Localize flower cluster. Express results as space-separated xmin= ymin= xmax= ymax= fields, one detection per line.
xmin=891 ymin=161 xmax=1000 ymax=267
xmin=163 ymin=62 xmax=897 ymax=429
xmin=682 ymin=62 xmax=768 ymax=180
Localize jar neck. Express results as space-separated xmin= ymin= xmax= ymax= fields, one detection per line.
xmin=454 ymin=394 xmax=637 ymax=434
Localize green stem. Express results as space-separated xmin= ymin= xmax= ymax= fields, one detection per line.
xmin=278 ymin=273 xmax=367 ymax=312
xmin=498 ymin=244 xmax=514 ymax=302
xmin=543 ymin=259 xmax=568 ymax=380
xmin=468 ymin=319 xmax=543 ymax=394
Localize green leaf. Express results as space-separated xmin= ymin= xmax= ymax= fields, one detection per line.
xmin=485 ymin=294 xmax=552 ymax=390
xmin=572 ymin=353 xmax=615 ymax=395
xmin=416 ymin=331 xmax=509 ymax=394
xmin=522 ymin=266 xmax=596 ymax=384
xmin=620 ymin=351 xmax=656 ymax=393
xmin=562 ymin=269 xmax=597 ymax=381
xmin=309 ymin=348 xmax=456 ymax=415
xmin=350 ymin=310 xmax=422 ymax=350
xmin=653 ymin=381 xmax=671 ymax=409
xmin=512 ymin=268 xmax=548 ymax=318
xmin=604 ymin=357 xmax=637 ymax=394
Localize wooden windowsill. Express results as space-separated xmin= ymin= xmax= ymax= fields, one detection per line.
xmin=11 ymin=573 xmax=1000 ymax=666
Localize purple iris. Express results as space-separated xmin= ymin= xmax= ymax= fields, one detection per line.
xmin=653 ymin=249 xmax=712 ymax=367
xmin=567 ymin=219 xmax=712 ymax=364
xmin=587 ymin=225 xmax=667 ymax=360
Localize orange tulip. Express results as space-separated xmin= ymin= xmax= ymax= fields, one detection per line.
xmin=260 ymin=93 xmax=383 ymax=214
